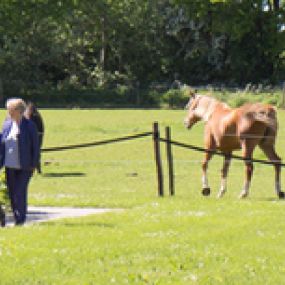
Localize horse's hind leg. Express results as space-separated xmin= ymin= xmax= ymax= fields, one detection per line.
xmin=259 ymin=144 xmax=284 ymax=199
xmin=217 ymin=153 xmax=232 ymax=198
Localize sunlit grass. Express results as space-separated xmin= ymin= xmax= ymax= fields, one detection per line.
xmin=0 ymin=109 xmax=285 ymax=284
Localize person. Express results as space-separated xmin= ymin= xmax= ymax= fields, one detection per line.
xmin=0 ymin=98 xmax=39 ymax=226
xmin=24 ymin=101 xmax=44 ymax=173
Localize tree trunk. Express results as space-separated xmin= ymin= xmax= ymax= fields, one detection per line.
xmin=100 ymin=14 xmax=106 ymax=70
xmin=99 ymin=12 xmax=106 ymax=86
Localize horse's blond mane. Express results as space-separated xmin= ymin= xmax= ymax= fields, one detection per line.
xmin=196 ymin=95 xmax=229 ymax=121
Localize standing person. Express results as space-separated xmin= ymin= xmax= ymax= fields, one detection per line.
xmin=0 ymin=98 xmax=39 ymax=226
xmin=24 ymin=101 xmax=44 ymax=173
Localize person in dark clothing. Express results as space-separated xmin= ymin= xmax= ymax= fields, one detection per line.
xmin=24 ymin=102 xmax=44 ymax=174
xmin=0 ymin=98 xmax=39 ymax=226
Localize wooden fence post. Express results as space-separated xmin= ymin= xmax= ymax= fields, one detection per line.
xmin=153 ymin=122 xmax=164 ymax=197
xmin=165 ymin=126 xmax=175 ymax=196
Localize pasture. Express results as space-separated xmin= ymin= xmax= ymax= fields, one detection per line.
xmin=1 ymin=109 xmax=285 ymax=284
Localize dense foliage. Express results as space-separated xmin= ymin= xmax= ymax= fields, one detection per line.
xmin=0 ymin=0 xmax=284 ymax=105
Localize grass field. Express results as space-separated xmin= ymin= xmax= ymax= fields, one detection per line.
xmin=1 ymin=108 xmax=285 ymax=284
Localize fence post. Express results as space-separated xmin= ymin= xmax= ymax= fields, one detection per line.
xmin=165 ymin=126 xmax=175 ymax=196
xmin=153 ymin=122 xmax=164 ymax=197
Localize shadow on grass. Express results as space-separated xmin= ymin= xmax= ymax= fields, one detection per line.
xmin=6 ymin=211 xmax=57 ymax=224
xmin=42 ymin=172 xmax=86 ymax=178
xmin=253 ymin=197 xmax=284 ymax=202
xmin=41 ymin=221 xmax=116 ymax=228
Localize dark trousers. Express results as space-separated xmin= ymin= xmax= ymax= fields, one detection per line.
xmin=5 ymin=168 xmax=33 ymax=224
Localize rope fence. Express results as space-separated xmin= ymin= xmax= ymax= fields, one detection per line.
xmin=41 ymin=131 xmax=153 ymax=152
xmin=159 ymin=137 xmax=285 ymax=167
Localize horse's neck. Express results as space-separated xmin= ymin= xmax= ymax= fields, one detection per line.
xmin=200 ymin=96 xmax=230 ymax=121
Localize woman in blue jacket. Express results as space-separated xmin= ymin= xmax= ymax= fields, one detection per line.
xmin=0 ymin=98 xmax=39 ymax=226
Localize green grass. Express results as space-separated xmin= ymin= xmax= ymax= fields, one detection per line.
xmin=1 ymin=109 xmax=285 ymax=284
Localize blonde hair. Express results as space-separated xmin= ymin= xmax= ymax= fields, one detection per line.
xmin=6 ymin=98 xmax=27 ymax=114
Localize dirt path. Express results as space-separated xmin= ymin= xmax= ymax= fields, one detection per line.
xmin=5 ymin=206 xmax=121 ymax=227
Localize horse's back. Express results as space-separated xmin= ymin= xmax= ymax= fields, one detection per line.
xmin=207 ymin=101 xmax=278 ymax=151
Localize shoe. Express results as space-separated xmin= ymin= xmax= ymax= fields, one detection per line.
xmin=0 ymin=208 xmax=5 ymax=227
xmin=0 ymin=214 xmax=5 ymax=227
xmin=15 ymin=221 xmax=25 ymax=226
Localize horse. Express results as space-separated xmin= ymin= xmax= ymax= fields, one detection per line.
xmin=184 ymin=90 xmax=284 ymax=199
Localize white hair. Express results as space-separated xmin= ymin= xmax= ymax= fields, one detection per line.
xmin=6 ymin=98 xmax=26 ymax=114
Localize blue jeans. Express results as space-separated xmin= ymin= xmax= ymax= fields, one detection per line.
xmin=5 ymin=168 xmax=33 ymax=224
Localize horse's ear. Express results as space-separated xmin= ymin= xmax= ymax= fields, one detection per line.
xmin=183 ymin=86 xmax=197 ymax=98
xmin=189 ymin=89 xmax=197 ymax=98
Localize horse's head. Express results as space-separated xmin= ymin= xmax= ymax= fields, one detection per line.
xmin=184 ymin=91 xmax=219 ymax=129
xmin=184 ymin=89 xmax=202 ymax=129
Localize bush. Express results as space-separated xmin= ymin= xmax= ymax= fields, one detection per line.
xmin=162 ymin=89 xmax=188 ymax=108
xmin=228 ymin=95 xmax=249 ymax=107
xmin=8 ymin=86 xmax=163 ymax=108
xmin=262 ymin=93 xmax=280 ymax=106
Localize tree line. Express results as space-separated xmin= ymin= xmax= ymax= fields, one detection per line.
xmin=0 ymin=0 xmax=284 ymax=105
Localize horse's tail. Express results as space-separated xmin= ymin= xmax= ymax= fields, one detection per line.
xmin=250 ymin=105 xmax=278 ymax=146
xmin=245 ymin=105 xmax=277 ymax=130
xmin=253 ymin=105 xmax=277 ymax=130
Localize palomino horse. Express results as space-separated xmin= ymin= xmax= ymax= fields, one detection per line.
xmin=184 ymin=90 xmax=284 ymax=199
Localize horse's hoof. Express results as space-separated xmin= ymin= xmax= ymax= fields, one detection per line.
xmin=202 ymin=187 xmax=211 ymax=196
xmin=217 ymin=192 xmax=225 ymax=199
xmin=239 ymin=192 xmax=248 ymax=199
xmin=278 ymin=191 xmax=285 ymax=199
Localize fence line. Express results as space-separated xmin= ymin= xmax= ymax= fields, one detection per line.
xmin=175 ymin=133 xmax=285 ymax=139
xmin=159 ymin=137 xmax=285 ymax=167
xmin=41 ymin=131 xmax=153 ymax=152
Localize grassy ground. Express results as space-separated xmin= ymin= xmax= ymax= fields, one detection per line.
xmin=1 ymin=108 xmax=285 ymax=284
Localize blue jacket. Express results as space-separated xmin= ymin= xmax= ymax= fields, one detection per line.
xmin=0 ymin=117 xmax=40 ymax=170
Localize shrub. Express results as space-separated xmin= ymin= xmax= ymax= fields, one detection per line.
xmin=162 ymin=89 xmax=188 ymax=108
xmin=228 ymin=95 xmax=249 ymax=107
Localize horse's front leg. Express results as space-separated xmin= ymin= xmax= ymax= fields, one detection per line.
xmin=201 ymin=151 xmax=213 ymax=196
xmin=239 ymin=143 xmax=254 ymax=199
xmin=217 ymin=153 xmax=232 ymax=198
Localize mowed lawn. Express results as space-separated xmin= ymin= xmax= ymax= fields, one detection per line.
xmin=1 ymin=109 xmax=285 ymax=284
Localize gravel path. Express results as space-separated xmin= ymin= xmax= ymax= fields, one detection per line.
xmin=4 ymin=206 xmax=121 ymax=227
